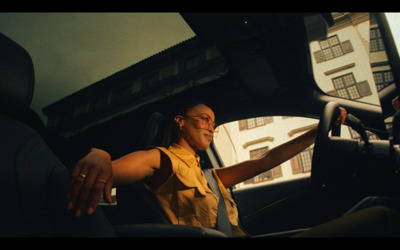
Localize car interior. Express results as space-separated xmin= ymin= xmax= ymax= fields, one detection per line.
xmin=1 ymin=12 xmax=400 ymax=237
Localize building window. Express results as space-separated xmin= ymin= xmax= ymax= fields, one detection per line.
xmin=92 ymin=94 xmax=110 ymax=111
xmin=374 ymin=70 xmax=394 ymax=91
xmin=313 ymin=35 xmax=354 ymax=63
xmin=131 ymin=79 xmax=142 ymax=95
xmin=249 ymin=146 xmax=268 ymax=159
xmin=333 ymin=73 xmax=360 ymax=99
xmin=160 ymin=64 xmax=175 ymax=80
xmin=321 ymin=36 xmax=343 ymax=60
xmin=370 ymin=27 xmax=385 ymax=52
xmin=181 ymin=52 xmax=206 ymax=72
xmin=73 ymin=103 xmax=88 ymax=117
xmin=244 ymin=146 xmax=282 ymax=185
xmin=112 ymin=84 xmax=132 ymax=103
xmin=142 ymin=72 xmax=159 ymax=89
xmin=238 ymin=117 xmax=274 ymax=131
xmin=290 ymin=146 xmax=313 ymax=174
xmin=185 ymin=55 xmax=200 ymax=71
xmin=331 ymin=73 xmax=372 ymax=100
xmin=299 ymin=147 xmax=313 ymax=172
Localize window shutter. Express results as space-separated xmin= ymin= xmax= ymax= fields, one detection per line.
xmin=238 ymin=119 xmax=248 ymax=131
xmin=244 ymin=178 xmax=254 ymax=184
xmin=313 ymin=50 xmax=325 ymax=63
xmin=326 ymin=90 xmax=337 ymax=97
xmin=342 ymin=40 xmax=354 ymax=54
xmin=358 ymin=80 xmax=372 ymax=97
xmin=264 ymin=116 xmax=273 ymax=124
xmin=290 ymin=155 xmax=303 ymax=174
xmin=271 ymin=165 xmax=283 ymax=178
xmin=259 ymin=171 xmax=271 ymax=180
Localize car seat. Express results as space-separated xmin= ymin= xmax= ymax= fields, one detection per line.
xmin=0 ymin=32 xmax=116 ymax=237
xmin=116 ymin=112 xmax=171 ymax=224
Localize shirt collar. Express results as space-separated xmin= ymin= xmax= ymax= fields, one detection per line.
xmin=169 ymin=143 xmax=200 ymax=168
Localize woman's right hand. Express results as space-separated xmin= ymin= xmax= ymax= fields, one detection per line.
xmin=67 ymin=148 xmax=113 ymax=217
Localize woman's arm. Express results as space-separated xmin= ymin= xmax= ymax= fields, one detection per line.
xmin=215 ymin=126 xmax=317 ymax=188
xmin=67 ymin=148 xmax=161 ymax=217
xmin=215 ymin=107 xmax=347 ymax=188
xmin=112 ymin=149 xmax=162 ymax=185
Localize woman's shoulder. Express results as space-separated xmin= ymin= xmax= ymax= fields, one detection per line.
xmin=146 ymin=146 xmax=173 ymax=158
xmin=144 ymin=147 xmax=174 ymax=190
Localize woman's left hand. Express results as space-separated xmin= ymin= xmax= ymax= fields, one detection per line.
xmin=335 ymin=107 xmax=348 ymax=126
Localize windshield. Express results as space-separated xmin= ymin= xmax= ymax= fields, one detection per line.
xmin=310 ymin=12 xmax=399 ymax=106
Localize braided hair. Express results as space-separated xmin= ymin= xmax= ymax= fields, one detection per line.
xmin=161 ymin=98 xmax=208 ymax=148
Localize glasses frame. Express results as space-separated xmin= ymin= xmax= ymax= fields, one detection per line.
xmin=183 ymin=114 xmax=219 ymax=133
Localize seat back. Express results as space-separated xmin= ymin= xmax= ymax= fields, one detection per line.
xmin=117 ymin=112 xmax=171 ymax=225
xmin=0 ymin=33 xmax=34 ymax=116
xmin=0 ymin=32 xmax=115 ymax=237
xmin=139 ymin=112 xmax=168 ymax=147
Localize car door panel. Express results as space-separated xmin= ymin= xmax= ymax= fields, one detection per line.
xmin=231 ymin=177 xmax=354 ymax=236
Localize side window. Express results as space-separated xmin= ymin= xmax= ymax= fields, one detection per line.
xmin=244 ymin=146 xmax=283 ymax=185
xmin=213 ymin=116 xmax=378 ymax=190
xmin=213 ymin=116 xmax=318 ymax=189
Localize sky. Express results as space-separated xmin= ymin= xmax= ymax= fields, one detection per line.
xmin=0 ymin=12 xmax=399 ymax=124
xmin=385 ymin=13 xmax=400 ymax=52
xmin=0 ymin=12 xmax=195 ymax=122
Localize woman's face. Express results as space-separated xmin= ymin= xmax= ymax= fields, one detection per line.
xmin=175 ymin=104 xmax=216 ymax=152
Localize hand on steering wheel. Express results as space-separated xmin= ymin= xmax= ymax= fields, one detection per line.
xmin=311 ymin=102 xmax=347 ymax=189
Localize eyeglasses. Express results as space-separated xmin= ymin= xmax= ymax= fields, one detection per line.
xmin=184 ymin=114 xmax=219 ymax=135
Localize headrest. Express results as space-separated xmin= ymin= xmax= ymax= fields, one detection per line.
xmin=0 ymin=32 xmax=34 ymax=115
xmin=139 ymin=112 xmax=167 ymax=148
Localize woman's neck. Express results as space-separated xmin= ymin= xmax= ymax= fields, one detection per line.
xmin=175 ymin=139 xmax=197 ymax=156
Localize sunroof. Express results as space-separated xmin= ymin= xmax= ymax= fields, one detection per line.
xmin=0 ymin=12 xmax=195 ymax=123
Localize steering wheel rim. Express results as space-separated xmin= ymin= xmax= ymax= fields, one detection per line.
xmin=311 ymin=102 xmax=342 ymax=189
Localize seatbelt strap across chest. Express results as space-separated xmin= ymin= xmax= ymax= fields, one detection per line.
xmin=203 ymin=168 xmax=233 ymax=237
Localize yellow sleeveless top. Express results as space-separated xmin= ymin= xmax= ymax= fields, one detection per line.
xmin=145 ymin=143 xmax=239 ymax=229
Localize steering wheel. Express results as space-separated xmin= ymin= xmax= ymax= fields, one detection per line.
xmin=311 ymin=102 xmax=342 ymax=189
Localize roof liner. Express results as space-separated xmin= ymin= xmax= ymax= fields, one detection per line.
xmin=180 ymin=13 xmax=330 ymax=103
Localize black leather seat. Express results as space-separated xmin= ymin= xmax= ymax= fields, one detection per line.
xmin=0 ymin=32 xmax=115 ymax=237
xmin=116 ymin=112 xmax=171 ymax=225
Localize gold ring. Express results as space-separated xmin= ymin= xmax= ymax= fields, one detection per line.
xmin=79 ymin=173 xmax=87 ymax=178
xmin=96 ymin=179 xmax=107 ymax=184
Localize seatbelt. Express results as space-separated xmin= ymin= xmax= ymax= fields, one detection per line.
xmin=203 ymin=168 xmax=233 ymax=237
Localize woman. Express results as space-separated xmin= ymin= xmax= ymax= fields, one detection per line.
xmin=67 ymin=99 xmax=355 ymax=236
